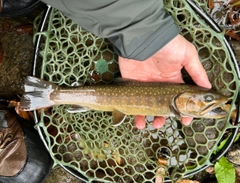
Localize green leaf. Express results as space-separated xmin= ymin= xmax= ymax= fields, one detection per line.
xmin=215 ymin=156 xmax=236 ymax=183
xmin=215 ymin=133 xmax=240 ymax=154
xmin=217 ymin=136 xmax=229 ymax=151
xmin=231 ymin=1 xmax=240 ymax=7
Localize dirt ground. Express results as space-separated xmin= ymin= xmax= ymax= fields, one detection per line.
xmin=0 ymin=4 xmax=240 ymax=183
xmin=0 ymin=5 xmax=85 ymax=183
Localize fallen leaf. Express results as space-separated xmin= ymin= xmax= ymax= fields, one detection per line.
xmin=12 ymin=24 xmax=33 ymax=35
xmin=208 ymin=0 xmax=215 ymax=10
xmin=0 ymin=42 xmax=2 ymax=64
xmin=2 ymin=19 xmax=11 ymax=32
xmin=206 ymin=166 xmax=215 ymax=174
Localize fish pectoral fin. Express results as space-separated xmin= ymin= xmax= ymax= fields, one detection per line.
xmin=170 ymin=104 xmax=181 ymax=120
xmin=112 ymin=110 xmax=126 ymax=126
xmin=67 ymin=105 xmax=89 ymax=113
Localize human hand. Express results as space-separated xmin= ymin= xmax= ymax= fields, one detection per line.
xmin=118 ymin=34 xmax=212 ymax=129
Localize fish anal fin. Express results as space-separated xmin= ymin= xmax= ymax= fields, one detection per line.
xmin=112 ymin=110 xmax=126 ymax=126
xmin=67 ymin=105 xmax=89 ymax=113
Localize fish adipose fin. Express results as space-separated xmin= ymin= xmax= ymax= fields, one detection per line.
xmin=112 ymin=110 xmax=126 ymax=126
xmin=19 ymin=76 xmax=57 ymax=111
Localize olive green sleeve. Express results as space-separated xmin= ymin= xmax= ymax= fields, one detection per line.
xmin=41 ymin=0 xmax=179 ymax=61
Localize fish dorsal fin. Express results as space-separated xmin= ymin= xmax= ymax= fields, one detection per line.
xmin=112 ymin=110 xmax=126 ymax=126
xmin=66 ymin=105 xmax=89 ymax=113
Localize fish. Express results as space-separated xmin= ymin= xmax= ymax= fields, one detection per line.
xmin=19 ymin=76 xmax=229 ymax=126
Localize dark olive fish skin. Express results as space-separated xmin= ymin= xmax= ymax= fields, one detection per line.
xmin=20 ymin=76 xmax=228 ymax=120
xmin=51 ymin=82 xmax=200 ymax=116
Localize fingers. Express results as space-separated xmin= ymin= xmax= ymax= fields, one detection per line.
xmin=152 ymin=116 xmax=166 ymax=128
xmin=134 ymin=115 xmax=193 ymax=129
xmin=181 ymin=116 xmax=193 ymax=126
xmin=134 ymin=115 xmax=166 ymax=129
xmin=134 ymin=115 xmax=146 ymax=129
xmin=153 ymin=116 xmax=193 ymax=128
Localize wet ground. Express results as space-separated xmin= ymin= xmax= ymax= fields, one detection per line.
xmin=0 ymin=5 xmax=85 ymax=183
xmin=0 ymin=3 xmax=240 ymax=183
xmin=44 ymin=165 xmax=84 ymax=183
xmin=0 ymin=18 xmax=34 ymax=98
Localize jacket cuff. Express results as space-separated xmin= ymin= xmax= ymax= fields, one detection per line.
xmin=112 ymin=22 xmax=179 ymax=61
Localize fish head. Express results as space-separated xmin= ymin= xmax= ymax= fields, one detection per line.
xmin=175 ymin=90 xmax=229 ymax=118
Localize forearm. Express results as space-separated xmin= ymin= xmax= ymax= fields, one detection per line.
xmin=41 ymin=0 xmax=179 ymax=60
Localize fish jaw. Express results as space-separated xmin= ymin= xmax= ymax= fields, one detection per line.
xmin=200 ymin=106 xmax=228 ymax=118
xmin=187 ymin=100 xmax=229 ymax=119
xmin=198 ymin=95 xmax=229 ymax=118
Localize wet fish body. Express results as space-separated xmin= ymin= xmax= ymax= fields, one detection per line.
xmin=20 ymin=76 xmax=228 ymax=125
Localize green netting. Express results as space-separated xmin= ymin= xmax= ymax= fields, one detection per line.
xmin=193 ymin=0 xmax=211 ymax=13
xmin=33 ymin=1 xmax=239 ymax=182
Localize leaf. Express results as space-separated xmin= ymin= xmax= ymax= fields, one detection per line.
xmin=231 ymin=1 xmax=240 ymax=7
xmin=217 ymin=136 xmax=230 ymax=151
xmin=0 ymin=42 xmax=2 ymax=64
xmin=215 ymin=133 xmax=240 ymax=153
xmin=215 ymin=156 xmax=236 ymax=183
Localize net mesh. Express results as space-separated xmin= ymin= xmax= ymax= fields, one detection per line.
xmin=33 ymin=0 xmax=239 ymax=182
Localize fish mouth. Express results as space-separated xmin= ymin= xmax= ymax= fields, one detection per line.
xmin=200 ymin=103 xmax=228 ymax=118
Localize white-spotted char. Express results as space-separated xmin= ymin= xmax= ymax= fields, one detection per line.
xmin=20 ymin=76 xmax=229 ymax=125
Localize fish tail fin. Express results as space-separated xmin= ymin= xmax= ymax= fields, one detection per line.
xmin=19 ymin=76 xmax=58 ymax=111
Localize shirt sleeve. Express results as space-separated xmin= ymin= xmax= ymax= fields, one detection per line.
xmin=41 ymin=0 xmax=179 ymax=61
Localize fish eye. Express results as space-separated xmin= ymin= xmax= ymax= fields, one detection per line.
xmin=204 ymin=94 xmax=215 ymax=103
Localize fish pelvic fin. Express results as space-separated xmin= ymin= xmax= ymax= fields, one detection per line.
xmin=19 ymin=76 xmax=58 ymax=111
xmin=112 ymin=110 xmax=127 ymax=126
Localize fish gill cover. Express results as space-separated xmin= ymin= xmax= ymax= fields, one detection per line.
xmin=32 ymin=0 xmax=239 ymax=182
